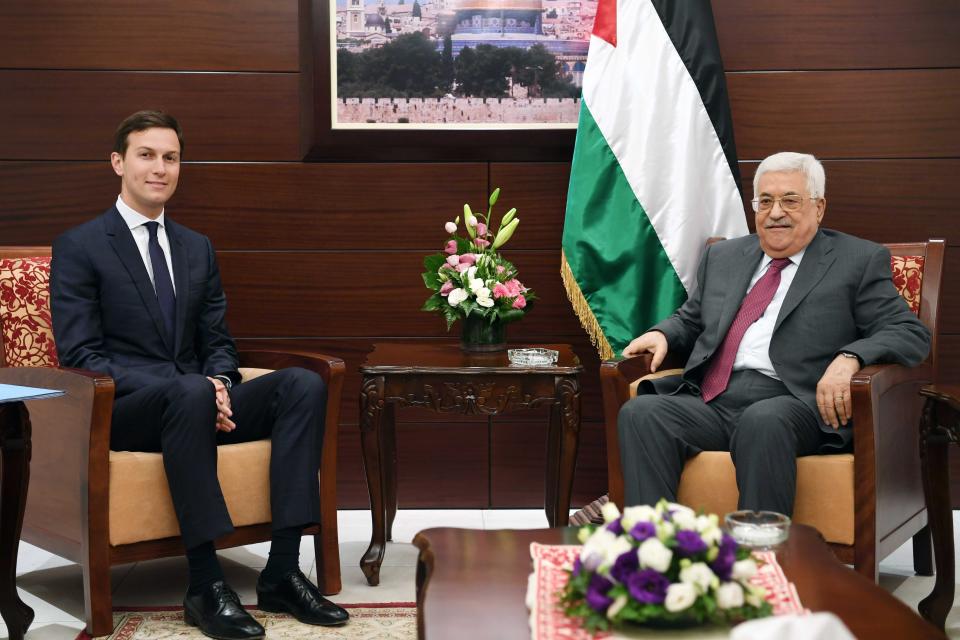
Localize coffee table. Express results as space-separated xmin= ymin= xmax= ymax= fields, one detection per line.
xmin=358 ymin=342 xmax=582 ymax=586
xmin=412 ymin=525 xmax=945 ymax=640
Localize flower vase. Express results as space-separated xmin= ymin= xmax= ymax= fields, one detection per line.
xmin=460 ymin=314 xmax=506 ymax=352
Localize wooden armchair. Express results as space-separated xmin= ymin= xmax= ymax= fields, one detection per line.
xmin=0 ymin=247 xmax=345 ymax=636
xmin=601 ymin=239 xmax=944 ymax=581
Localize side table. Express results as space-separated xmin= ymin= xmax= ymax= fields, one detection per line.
xmin=0 ymin=401 xmax=34 ymax=640
xmin=918 ymin=383 xmax=960 ymax=630
xmin=358 ymin=342 xmax=582 ymax=586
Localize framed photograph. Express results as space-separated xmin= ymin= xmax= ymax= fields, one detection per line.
xmin=306 ymin=0 xmax=590 ymax=160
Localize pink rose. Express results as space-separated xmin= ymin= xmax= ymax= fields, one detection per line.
xmin=459 ymin=253 xmax=478 ymax=266
xmin=456 ymin=262 xmax=471 ymax=273
xmin=492 ymin=283 xmax=509 ymax=299
xmin=477 ymin=222 xmax=488 ymax=236
xmin=440 ymin=281 xmax=454 ymax=296
xmin=512 ymin=295 xmax=527 ymax=309
xmin=446 ymin=254 xmax=460 ymax=267
xmin=444 ymin=240 xmax=458 ymax=255
xmin=474 ymin=238 xmax=490 ymax=249
xmin=504 ymin=278 xmax=523 ymax=297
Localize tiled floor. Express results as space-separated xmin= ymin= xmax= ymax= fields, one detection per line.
xmin=2 ymin=509 xmax=959 ymax=639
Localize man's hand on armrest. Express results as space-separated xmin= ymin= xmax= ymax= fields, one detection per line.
xmin=622 ymin=331 xmax=669 ymax=373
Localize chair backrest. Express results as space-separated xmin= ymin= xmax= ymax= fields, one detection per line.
xmin=0 ymin=246 xmax=56 ymax=367
xmin=885 ymin=239 xmax=944 ymax=376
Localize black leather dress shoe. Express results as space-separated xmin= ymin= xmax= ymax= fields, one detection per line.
xmin=256 ymin=569 xmax=349 ymax=626
xmin=184 ymin=581 xmax=265 ymax=640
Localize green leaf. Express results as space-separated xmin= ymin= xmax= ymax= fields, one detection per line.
xmin=424 ymin=253 xmax=446 ymax=272
xmin=441 ymin=304 xmax=460 ymax=331
xmin=499 ymin=308 xmax=524 ymax=324
xmin=422 ymin=270 xmax=441 ymax=289
xmin=421 ymin=294 xmax=443 ymax=311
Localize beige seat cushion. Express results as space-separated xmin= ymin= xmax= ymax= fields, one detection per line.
xmin=677 ymin=451 xmax=854 ymax=545
xmin=629 ymin=371 xmax=855 ymax=546
xmin=108 ymin=367 xmax=276 ymax=546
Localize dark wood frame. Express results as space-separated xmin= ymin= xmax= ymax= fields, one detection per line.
xmin=0 ymin=247 xmax=346 ymax=636
xmin=600 ymin=239 xmax=945 ymax=581
xmin=303 ymin=0 xmax=577 ymax=162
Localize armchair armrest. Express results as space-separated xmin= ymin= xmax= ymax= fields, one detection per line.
xmin=0 ymin=366 xmax=114 ymax=560
xmin=849 ymin=362 xmax=932 ymax=553
xmin=600 ymin=352 xmax=686 ymax=507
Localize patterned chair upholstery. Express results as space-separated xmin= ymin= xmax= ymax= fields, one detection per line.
xmin=600 ymin=240 xmax=944 ymax=582
xmin=0 ymin=247 xmax=345 ymax=636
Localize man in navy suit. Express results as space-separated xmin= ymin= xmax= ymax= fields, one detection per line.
xmin=51 ymin=111 xmax=348 ymax=639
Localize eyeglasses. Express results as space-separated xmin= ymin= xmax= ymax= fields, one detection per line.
xmin=751 ymin=195 xmax=819 ymax=213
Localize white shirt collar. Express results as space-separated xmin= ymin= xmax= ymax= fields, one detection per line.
xmin=115 ymin=195 xmax=166 ymax=230
xmin=760 ymin=246 xmax=806 ymax=269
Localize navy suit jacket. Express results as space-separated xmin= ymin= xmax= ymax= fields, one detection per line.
xmin=51 ymin=207 xmax=239 ymax=398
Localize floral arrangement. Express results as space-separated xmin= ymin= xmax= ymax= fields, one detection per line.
xmin=560 ymin=500 xmax=772 ymax=632
xmin=421 ymin=188 xmax=536 ymax=329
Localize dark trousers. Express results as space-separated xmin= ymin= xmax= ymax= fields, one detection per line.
xmin=110 ymin=368 xmax=327 ymax=549
xmin=617 ymin=370 xmax=823 ymax=516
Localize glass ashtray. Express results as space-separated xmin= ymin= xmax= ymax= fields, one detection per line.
xmin=508 ymin=348 xmax=559 ymax=367
xmin=725 ymin=510 xmax=791 ymax=550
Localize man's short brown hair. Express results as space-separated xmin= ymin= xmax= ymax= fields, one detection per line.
xmin=113 ymin=110 xmax=184 ymax=157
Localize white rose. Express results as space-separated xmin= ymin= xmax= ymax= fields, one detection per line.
xmin=581 ymin=529 xmax=632 ymax=575
xmin=700 ymin=525 xmax=723 ymax=546
xmin=731 ymin=559 xmax=758 ymax=581
xmin=695 ymin=514 xmax=717 ymax=532
xmin=600 ymin=537 xmax=634 ymax=575
xmin=679 ymin=562 xmax=716 ymax=594
xmin=621 ymin=505 xmax=657 ymax=530
xmin=607 ymin=594 xmax=628 ymax=620
xmin=447 ymin=288 xmax=468 ymax=307
xmin=664 ymin=583 xmax=697 ymax=613
xmin=466 ymin=266 xmax=478 ymax=282
xmin=672 ymin=509 xmax=697 ymax=531
xmin=600 ymin=502 xmax=621 ymax=524
xmin=475 ymin=288 xmax=494 ymax=307
xmin=638 ymin=537 xmax=673 ymax=573
xmin=716 ymin=582 xmax=745 ymax=609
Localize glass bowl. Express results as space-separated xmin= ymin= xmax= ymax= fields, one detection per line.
xmin=725 ymin=510 xmax=791 ymax=550
xmin=507 ymin=348 xmax=559 ymax=367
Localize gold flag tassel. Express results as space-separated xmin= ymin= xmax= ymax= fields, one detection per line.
xmin=560 ymin=249 xmax=615 ymax=361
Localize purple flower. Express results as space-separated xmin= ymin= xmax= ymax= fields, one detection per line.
xmin=606 ymin=519 xmax=623 ymax=535
xmin=710 ymin=533 xmax=738 ymax=581
xmin=675 ymin=530 xmax=708 ymax=557
xmin=572 ymin=556 xmax=583 ymax=578
xmin=585 ymin=574 xmax=614 ymax=613
xmin=627 ymin=569 xmax=670 ymax=605
xmin=630 ymin=521 xmax=657 ymax=542
xmin=609 ymin=549 xmax=638 ymax=584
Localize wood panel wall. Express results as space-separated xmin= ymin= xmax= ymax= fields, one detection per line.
xmin=2 ymin=0 xmax=958 ymax=509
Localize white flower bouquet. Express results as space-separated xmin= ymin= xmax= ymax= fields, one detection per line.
xmin=560 ymin=499 xmax=772 ymax=632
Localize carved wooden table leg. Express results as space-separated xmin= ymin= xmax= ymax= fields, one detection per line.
xmin=544 ymin=377 xmax=581 ymax=528
xmin=0 ymin=402 xmax=34 ymax=640
xmin=359 ymin=376 xmax=387 ymax=586
xmin=918 ymin=391 xmax=958 ymax=630
xmin=383 ymin=402 xmax=398 ymax=543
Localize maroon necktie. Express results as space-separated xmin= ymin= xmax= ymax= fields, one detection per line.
xmin=700 ymin=258 xmax=791 ymax=402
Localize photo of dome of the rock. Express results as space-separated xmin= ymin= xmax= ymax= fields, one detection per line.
xmin=333 ymin=0 xmax=593 ymax=127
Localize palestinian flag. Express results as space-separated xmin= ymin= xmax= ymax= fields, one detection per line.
xmin=561 ymin=0 xmax=748 ymax=360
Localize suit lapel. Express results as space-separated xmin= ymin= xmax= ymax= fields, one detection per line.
xmin=716 ymin=242 xmax=764 ymax=339
xmin=774 ymin=230 xmax=836 ymax=332
xmin=105 ymin=208 xmax=174 ymax=350
xmin=167 ymin=221 xmax=190 ymax=356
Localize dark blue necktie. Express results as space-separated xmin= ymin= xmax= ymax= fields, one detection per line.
xmin=144 ymin=221 xmax=176 ymax=341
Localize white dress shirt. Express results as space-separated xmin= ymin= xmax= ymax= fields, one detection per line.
xmin=115 ymin=196 xmax=176 ymax=295
xmin=731 ymin=248 xmax=806 ymax=380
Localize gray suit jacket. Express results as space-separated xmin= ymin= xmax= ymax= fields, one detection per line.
xmin=647 ymin=229 xmax=931 ymax=450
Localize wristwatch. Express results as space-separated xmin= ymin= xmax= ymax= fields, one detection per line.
xmin=213 ymin=374 xmax=233 ymax=390
xmin=838 ymin=351 xmax=863 ymax=366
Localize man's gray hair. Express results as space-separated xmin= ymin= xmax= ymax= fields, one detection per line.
xmin=753 ymin=152 xmax=826 ymax=199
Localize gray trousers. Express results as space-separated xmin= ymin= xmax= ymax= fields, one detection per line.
xmin=617 ymin=370 xmax=824 ymax=516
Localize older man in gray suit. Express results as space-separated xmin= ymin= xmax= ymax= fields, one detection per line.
xmin=617 ymin=151 xmax=930 ymax=515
